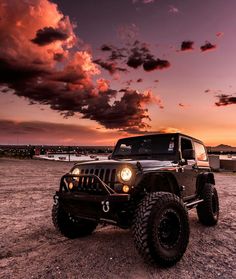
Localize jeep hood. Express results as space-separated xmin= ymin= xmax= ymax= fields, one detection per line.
xmin=74 ymin=159 xmax=175 ymax=171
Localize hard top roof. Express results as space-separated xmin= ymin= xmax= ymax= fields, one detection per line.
xmin=117 ymin=133 xmax=205 ymax=145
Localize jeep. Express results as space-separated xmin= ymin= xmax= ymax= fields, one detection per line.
xmin=52 ymin=133 xmax=219 ymax=266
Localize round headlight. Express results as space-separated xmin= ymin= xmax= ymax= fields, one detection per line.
xmin=120 ymin=167 xmax=132 ymax=182
xmin=72 ymin=168 xmax=80 ymax=175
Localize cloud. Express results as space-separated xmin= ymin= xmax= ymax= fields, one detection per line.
xmin=81 ymin=88 xmax=162 ymax=131
xmin=98 ymin=40 xmax=170 ymax=73
xmin=93 ymin=59 xmax=127 ymax=74
xmin=143 ymin=57 xmax=170 ymax=71
xmin=126 ymin=41 xmax=170 ymax=71
xmin=100 ymin=44 xmax=127 ymax=61
xmin=31 ymin=26 xmax=69 ymax=46
xmin=96 ymin=78 xmax=110 ymax=92
xmin=124 ymin=79 xmax=133 ymax=86
xmin=168 ymin=5 xmax=179 ymax=14
xmin=216 ymin=32 xmax=224 ymax=38
xmin=180 ymin=41 xmax=194 ymax=51
xmin=0 ymin=0 xmax=158 ymax=132
xmin=100 ymin=44 xmax=113 ymax=51
xmin=215 ymin=94 xmax=236 ymax=106
xmin=178 ymin=103 xmax=189 ymax=109
xmin=204 ymin=89 xmax=222 ymax=94
xmin=0 ymin=119 xmax=122 ymax=145
xmin=200 ymin=41 xmax=216 ymax=52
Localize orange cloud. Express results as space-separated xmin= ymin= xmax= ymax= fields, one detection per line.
xmin=0 ymin=0 xmax=159 ymax=133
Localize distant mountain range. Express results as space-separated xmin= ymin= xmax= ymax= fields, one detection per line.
xmin=207 ymin=144 xmax=236 ymax=152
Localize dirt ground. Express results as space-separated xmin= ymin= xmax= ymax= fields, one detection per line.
xmin=0 ymin=158 xmax=235 ymax=279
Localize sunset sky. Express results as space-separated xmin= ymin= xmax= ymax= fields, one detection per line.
xmin=0 ymin=0 xmax=235 ymax=146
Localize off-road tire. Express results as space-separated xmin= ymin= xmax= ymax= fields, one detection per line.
xmin=52 ymin=201 xmax=97 ymax=238
xmin=132 ymin=192 xmax=189 ymax=267
xmin=197 ymin=183 xmax=219 ymax=226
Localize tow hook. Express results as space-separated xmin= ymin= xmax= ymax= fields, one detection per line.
xmin=101 ymin=200 xmax=110 ymax=213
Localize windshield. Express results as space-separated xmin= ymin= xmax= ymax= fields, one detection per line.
xmin=112 ymin=134 xmax=178 ymax=160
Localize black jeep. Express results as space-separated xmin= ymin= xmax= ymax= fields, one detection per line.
xmin=52 ymin=133 xmax=219 ymax=266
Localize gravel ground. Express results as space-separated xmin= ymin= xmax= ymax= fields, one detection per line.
xmin=0 ymin=158 xmax=235 ymax=279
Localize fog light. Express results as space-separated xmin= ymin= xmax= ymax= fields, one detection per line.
xmin=69 ymin=182 xmax=74 ymax=190
xmin=122 ymin=185 xmax=130 ymax=193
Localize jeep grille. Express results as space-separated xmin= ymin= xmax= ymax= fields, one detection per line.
xmin=70 ymin=167 xmax=118 ymax=194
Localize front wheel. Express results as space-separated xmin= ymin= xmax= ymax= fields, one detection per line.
xmin=52 ymin=201 xmax=97 ymax=239
xmin=197 ymin=183 xmax=219 ymax=226
xmin=132 ymin=192 xmax=189 ymax=267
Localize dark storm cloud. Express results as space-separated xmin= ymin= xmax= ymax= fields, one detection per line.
xmin=31 ymin=27 xmax=69 ymax=46
xmin=98 ymin=40 xmax=170 ymax=72
xmin=127 ymin=55 xmax=143 ymax=68
xmin=0 ymin=0 xmax=160 ymax=133
xmin=200 ymin=41 xmax=216 ymax=52
xmin=143 ymin=58 xmax=170 ymax=71
xmin=181 ymin=41 xmax=194 ymax=51
xmin=0 ymin=51 xmax=155 ymax=131
xmin=93 ymin=59 xmax=127 ymax=74
xmin=127 ymin=41 xmax=170 ymax=71
xmin=100 ymin=44 xmax=113 ymax=51
xmin=215 ymin=95 xmax=236 ymax=106
xmin=81 ymin=88 xmax=156 ymax=131
xmin=109 ymin=49 xmax=127 ymax=61
xmin=126 ymin=41 xmax=149 ymax=69
xmin=100 ymin=44 xmax=127 ymax=61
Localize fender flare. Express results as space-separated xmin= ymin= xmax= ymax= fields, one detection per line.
xmin=137 ymin=172 xmax=181 ymax=197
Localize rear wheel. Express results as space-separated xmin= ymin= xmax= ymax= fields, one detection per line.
xmin=197 ymin=183 xmax=219 ymax=226
xmin=52 ymin=201 xmax=97 ymax=239
xmin=132 ymin=192 xmax=189 ymax=267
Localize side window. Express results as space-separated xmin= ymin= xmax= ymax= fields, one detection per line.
xmin=194 ymin=142 xmax=207 ymax=161
xmin=180 ymin=137 xmax=194 ymax=159
xmin=181 ymin=137 xmax=193 ymax=152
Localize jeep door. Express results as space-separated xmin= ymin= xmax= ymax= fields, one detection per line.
xmin=175 ymin=136 xmax=198 ymax=199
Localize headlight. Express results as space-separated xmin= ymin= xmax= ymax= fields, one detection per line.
xmin=120 ymin=167 xmax=132 ymax=182
xmin=72 ymin=168 xmax=80 ymax=175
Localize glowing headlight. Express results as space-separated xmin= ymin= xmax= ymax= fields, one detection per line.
xmin=120 ymin=167 xmax=132 ymax=182
xmin=72 ymin=168 xmax=80 ymax=175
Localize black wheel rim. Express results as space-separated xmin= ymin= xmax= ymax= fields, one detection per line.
xmin=157 ymin=209 xmax=181 ymax=249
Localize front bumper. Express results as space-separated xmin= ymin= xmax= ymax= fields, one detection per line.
xmin=55 ymin=173 xmax=130 ymax=222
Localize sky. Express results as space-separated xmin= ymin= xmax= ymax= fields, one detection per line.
xmin=0 ymin=0 xmax=235 ymax=146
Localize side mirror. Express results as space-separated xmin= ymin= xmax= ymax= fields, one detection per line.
xmin=108 ymin=154 xmax=112 ymax=160
xmin=182 ymin=149 xmax=195 ymax=160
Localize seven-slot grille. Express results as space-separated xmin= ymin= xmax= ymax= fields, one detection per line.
xmin=71 ymin=167 xmax=117 ymax=194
